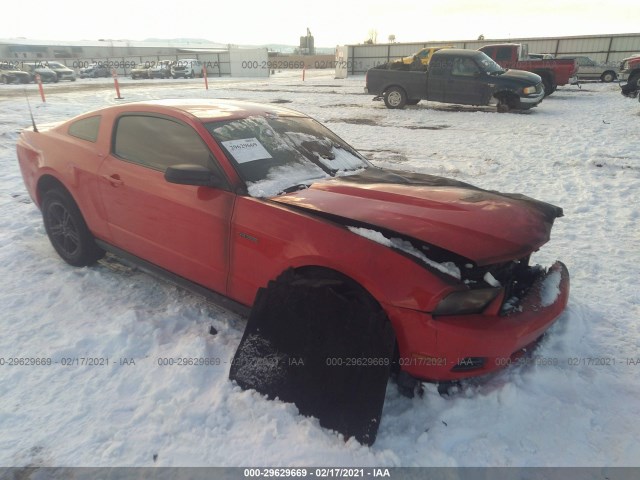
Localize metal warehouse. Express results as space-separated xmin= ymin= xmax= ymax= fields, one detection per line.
xmin=338 ymin=32 xmax=640 ymax=76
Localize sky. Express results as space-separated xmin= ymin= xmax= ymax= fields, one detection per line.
xmin=3 ymin=0 xmax=640 ymax=47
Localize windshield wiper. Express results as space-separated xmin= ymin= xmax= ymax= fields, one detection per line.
xmin=278 ymin=183 xmax=313 ymax=195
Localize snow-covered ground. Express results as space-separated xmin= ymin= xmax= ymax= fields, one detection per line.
xmin=1 ymin=71 xmax=639 ymax=467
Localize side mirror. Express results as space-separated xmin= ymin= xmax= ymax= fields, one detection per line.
xmin=165 ymin=164 xmax=226 ymax=188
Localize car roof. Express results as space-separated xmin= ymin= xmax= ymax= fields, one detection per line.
xmin=93 ymin=99 xmax=307 ymax=122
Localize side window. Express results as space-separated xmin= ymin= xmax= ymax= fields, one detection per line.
xmin=451 ymin=58 xmax=480 ymax=77
xmin=113 ymin=115 xmax=218 ymax=173
xmin=495 ymin=47 xmax=512 ymax=61
xmin=68 ymin=116 xmax=101 ymax=142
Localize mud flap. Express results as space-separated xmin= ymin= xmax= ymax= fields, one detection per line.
xmin=229 ymin=273 xmax=396 ymax=445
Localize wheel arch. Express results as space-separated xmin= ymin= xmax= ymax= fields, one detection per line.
xmin=36 ymin=174 xmax=71 ymax=207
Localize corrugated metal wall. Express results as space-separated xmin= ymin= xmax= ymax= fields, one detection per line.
xmin=346 ymin=33 xmax=640 ymax=75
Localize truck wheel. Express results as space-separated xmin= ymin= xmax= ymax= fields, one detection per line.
xmin=41 ymin=188 xmax=105 ymax=267
xmin=629 ymin=74 xmax=640 ymax=89
xmin=600 ymin=71 xmax=616 ymax=83
xmin=496 ymin=94 xmax=511 ymax=113
xmin=541 ymin=76 xmax=555 ymax=96
xmin=384 ymin=87 xmax=407 ymax=109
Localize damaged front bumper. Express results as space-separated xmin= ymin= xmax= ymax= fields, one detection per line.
xmin=386 ymin=261 xmax=570 ymax=382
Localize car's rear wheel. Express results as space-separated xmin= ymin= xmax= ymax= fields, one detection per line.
xmin=541 ymin=75 xmax=556 ymax=96
xmin=600 ymin=71 xmax=616 ymax=83
xmin=383 ymin=86 xmax=407 ymax=109
xmin=41 ymin=188 xmax=104 ymax=267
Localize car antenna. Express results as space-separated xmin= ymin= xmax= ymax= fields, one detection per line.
xmin=24 ymin=88 xmax=39 ymax=133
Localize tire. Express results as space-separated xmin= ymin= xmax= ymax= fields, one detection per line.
xmin=629 ymin=74 xmax=640 ymax=89
xmin=496 ymin=94 xmax=512 ymax=113
xmin=406 ymin=99 xmax=420 ymax=105
xmin=541 ymin=75 xmax=555 ymax=96
xmin=383 ymin=86 xmax=407 ymax=109
xmin=41 ymin=188 xmax=104 ymax=267
xmin=600 ymin=71 xmax=616 ymax=83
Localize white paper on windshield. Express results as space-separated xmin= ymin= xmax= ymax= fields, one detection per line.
xmin=221 ymin=138 xmax=272 ymax=164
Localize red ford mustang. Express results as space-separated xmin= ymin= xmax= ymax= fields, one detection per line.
xmin=16 ymin=99 xmax=569 ymax=386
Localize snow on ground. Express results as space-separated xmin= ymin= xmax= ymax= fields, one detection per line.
xmin=1 ymin=70 xmax=639 ymax=467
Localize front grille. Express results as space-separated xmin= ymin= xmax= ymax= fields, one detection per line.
xmin=461 ymin=256 xmax=543 ymax=315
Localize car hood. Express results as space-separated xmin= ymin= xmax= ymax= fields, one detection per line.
xmin=271 ymin=168 xmax=563 ymax=265
xmin=498 ymin=69 xmax=542 ymax=85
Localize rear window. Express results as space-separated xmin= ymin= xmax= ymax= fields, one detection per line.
xmin=68 ymin=116 xmax=101 ymax=143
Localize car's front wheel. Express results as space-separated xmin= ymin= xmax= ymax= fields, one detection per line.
xmin=42 ymin=188 xmax=104 ymax=267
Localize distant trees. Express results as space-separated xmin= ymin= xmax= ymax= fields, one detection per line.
xmin=365 ymin=29 xmax=378 ymax=44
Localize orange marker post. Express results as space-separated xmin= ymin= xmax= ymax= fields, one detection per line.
xmin=203 ymin=64 xmax=209 ymax=90
xmin=35 ymin=74 xmax=46 ymax=102
xmin=111 ymin=68 xmax=123 ymax=100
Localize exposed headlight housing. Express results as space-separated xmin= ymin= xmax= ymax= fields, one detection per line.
xmin=433 ymin=288 xmax=501 ymax=316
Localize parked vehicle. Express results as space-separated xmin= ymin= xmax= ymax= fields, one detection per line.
xmin=130 ymin=63 xmax=150 ymax=79
xmin=171 ymin=58 xmax=203 ymax=78
xmin=79 ymin=63 xmax=110 ymax=78
xmin=148 ymin=60 xmax=173 ymax=79
xmin=479 ymin=44 xmax=578 ymax=95
xmin=529 ymin=53 xmax=555 ymax=60
xmin=394 ymin=46 xmax=453 ymax=67
xmin=618 ymin=53 xmax=640 ymax=90
xmin=0 ymin=62 xmax=30 ymax=84
xmin=557 ymin=55 xmax=617 ymax=82
xmin=366 ymin=49 xmax=545 ymax=112
xmin=16 ymin=100 xmax=569 ymax=445
xmin=44 ymin=61 xmax=76 ymax=81
xmin=21 ymin=62 xmax=59 ymax=83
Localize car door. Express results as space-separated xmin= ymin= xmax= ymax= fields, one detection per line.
xmin=577 ymin=57 xmax=598 ymax=78
xmin=426 ymin=56 xmax=447 ymax=102
xmin=445 ymin=57 xmax=487 ymax=105
xmin=98 ymin=113 xmax=235 ymax=294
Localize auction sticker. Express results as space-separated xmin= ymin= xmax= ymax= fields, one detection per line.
xmin=222 ymin=138 xmax=272 ymax=164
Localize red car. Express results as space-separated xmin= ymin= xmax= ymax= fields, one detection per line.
xmin=16 ymin=99 xmax=569 ymax=384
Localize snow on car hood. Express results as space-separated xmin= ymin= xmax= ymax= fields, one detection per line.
xmin=271 ymin=168 xmax=563 ymax=266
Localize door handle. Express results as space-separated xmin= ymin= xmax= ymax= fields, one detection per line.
xmin=102 ymin=174 xmax=124 ymax=187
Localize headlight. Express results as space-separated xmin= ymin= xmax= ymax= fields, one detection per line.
xmin=522 ymin=85 xmax=537 ymax=95
xmin=433 ymin=288 xmax=501 ymax=316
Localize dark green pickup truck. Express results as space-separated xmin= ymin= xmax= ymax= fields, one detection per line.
xmin=365 ymin=49 xmax=545 ymax=112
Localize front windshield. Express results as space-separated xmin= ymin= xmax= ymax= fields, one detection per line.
xmin=206 ymin=115 xmax=369 ymax=197
xmin=476 ymin=53 xmax=505 ymax=74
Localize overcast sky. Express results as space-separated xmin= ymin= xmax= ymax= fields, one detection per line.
xmin=3 ymin=0 xmax=639 ymax=47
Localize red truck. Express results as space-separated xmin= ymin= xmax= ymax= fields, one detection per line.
xmin=479 ymin=44 xmax=578 ymax=95
xmin=619 ymin=54 xmax=640 ymax=95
